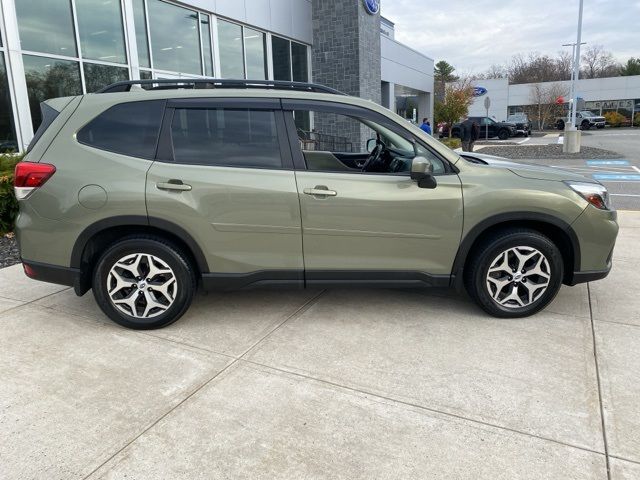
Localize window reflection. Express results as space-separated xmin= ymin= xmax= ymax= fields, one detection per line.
xmin=0 ymin=56 xmax=18 ymax=152
xmin=83 ymin=63 xmax=129 ymax=93
xmin=23 ymin=54 xmax=81 ymax=130
xmin=15 ymin=0 xmax=77 ymax=56
xmin=75 ymin=0 xmax=127 ymax=64
xmin=244 ymin=28 xmax=266 ymax=80
xmin=133 ymin=0 xmax=150 ymax=68
xmin=272 ymin=36 xmax=291 ymax=81
xmin=218 ymin=19 xmax=244 ymax=79
xmin=291 ymin=42 xmax=308 ymax=82
xmin=147 ymin=0 xmax=201 ymax=75
xmin=200 ymin=14 xmax=214 ymax=77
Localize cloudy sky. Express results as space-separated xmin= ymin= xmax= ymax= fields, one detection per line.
xmin=381 ymin=0 xmax=640 ymax=74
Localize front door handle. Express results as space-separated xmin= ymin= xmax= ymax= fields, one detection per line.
xmin=156 ymin=180 xmax=192 ymax=192
xmin=303 ymin=186 xmax=337 ymax=197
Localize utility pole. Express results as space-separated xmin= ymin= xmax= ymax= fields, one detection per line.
xmin=563 ymin=0 xmax=584 ymax=154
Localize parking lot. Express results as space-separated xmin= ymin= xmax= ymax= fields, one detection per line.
xmin=1 ymin=211 xmax=638 ymax=479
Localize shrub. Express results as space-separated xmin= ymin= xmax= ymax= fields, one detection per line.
xmin=634 ymin=113 xmax=640 ymax=127
xmin=604 ymin=111 xmax=626 ymax=128
xmin=0 ymin=153 xmax=22 ymax=235
xmin=439 ymin=137 xmax=461 ymax=149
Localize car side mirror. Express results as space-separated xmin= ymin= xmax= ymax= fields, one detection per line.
xmin=366 ymin=138 xmax=376 ymax=153
xmin=410 ymin=156 xmax=437 ymax=189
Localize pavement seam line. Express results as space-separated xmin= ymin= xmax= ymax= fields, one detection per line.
xmin=588 ymin=282 xmax=612 ymax=480
xmin=0 ymin=287 xmax=72 ymax=316
xmin=593 ymin=318 xmax=640 ymax=329
xmin=81 ymin=289 xmax=326 ymax=480
xmin=241 ymin=358 xmax=608 ymax=459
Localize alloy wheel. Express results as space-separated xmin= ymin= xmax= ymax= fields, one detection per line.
xmin=485 ymin=246 xmax=551 ymax=309
xmin=106 ymin=253 xmax=177 ymax=319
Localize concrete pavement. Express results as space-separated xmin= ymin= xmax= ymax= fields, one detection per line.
xmin=0 ymin=211 xmax=639 ymax=479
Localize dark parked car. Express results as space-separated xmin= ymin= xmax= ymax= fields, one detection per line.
xmin=506 ymin=114 xmax=532 ymax=137
xmin=441 ymin=117 xmax=516 ymax=140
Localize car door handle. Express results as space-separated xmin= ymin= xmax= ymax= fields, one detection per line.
xmin=156 ymin=180 xmax=192 ymax=192
xmin=303 ymin=186 xmax=337 ymax=197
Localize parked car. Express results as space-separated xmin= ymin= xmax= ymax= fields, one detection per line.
xmin=441 ymin=117 xmax=517 ymax=140
xmin=15 ymin=79 xmax=618 ymax=329
xmin=556 ymin=110 xmax=606 ymax=130
xmin=506 ymin=114 xmax=532 ymax=137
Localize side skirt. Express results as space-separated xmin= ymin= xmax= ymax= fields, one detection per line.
xmin=201 ymin=270 xmax=452 ymax=291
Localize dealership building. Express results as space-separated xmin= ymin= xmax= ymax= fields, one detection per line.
xmin=0 ymin=0 xmax=434 ymax=151
xmin=468 ymin=75 xmax=640 ymax=124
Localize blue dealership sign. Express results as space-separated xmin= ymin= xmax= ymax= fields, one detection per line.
xmin=363 ymin=0 xmax=380 ymax=15
xmin=473 ymin=86 xmax=487 ymax=97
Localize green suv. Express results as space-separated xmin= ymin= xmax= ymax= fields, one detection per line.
xmin=14 ymin=79 xmax=618 ymax=329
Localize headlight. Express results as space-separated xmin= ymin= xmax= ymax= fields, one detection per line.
xmin=565 ymin=181 xmax=611 ymax=210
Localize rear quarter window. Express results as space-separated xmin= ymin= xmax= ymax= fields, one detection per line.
xmin=77 ymin=100 xmax=165 ymax=159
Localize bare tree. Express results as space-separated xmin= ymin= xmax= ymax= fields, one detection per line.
xmin=581 ymin=45 xmax=620 ymax=79
xmin=526 ymin=82 xmax=569 ymax=130
xmin=508 ymin=52 xmax=571 ymax=84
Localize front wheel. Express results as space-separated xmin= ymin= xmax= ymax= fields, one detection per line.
xmin=556 ymin=120 xmax=565 ymax=130
xmin=464 ymin=229 xmax=564 ymax=318
xmin=497 ymin=129 xmax=510 ymax=140
xmin=581 ymin=120 xmax=591 ymax=130
xmin=92 ymin=236 xmax=196 ymax=329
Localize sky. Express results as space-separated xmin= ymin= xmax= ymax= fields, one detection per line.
xmin=381 ymin=0 xmax=640 ymax=75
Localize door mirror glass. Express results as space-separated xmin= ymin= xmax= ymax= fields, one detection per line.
xmin=366 ymin=138 xmax=377 ymax=153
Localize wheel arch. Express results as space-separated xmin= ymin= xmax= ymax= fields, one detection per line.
xmin=451 ymin=212 xmax=581 ymax=288
xmin=71 ymin=216 xmax=209 ymax=295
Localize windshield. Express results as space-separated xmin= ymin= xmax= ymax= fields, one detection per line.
xmin=580 ymin=111 xmax=595 ymax=117
xmin=507 ymin=115 xmax=525 ymax=122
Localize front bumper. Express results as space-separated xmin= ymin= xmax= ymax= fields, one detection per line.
xmin=569 ymin=265 xmax=611 ymax=285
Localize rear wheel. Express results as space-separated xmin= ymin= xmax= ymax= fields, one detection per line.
xmin=92 ymin=236 xmax=196 ymax=329
xmin=556 ymin=120 xmax=565 ymax=130
xmin=464 ymin=229 xmax=564 ymax=318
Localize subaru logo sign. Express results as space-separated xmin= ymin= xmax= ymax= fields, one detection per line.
xmin=363 ymin=0 xmax=380 ymax=15
xmin=473 ymin=86 xmax=487 ymax=97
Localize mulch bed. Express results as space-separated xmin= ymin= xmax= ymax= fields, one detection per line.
xmin=476 ymin=144 xmax=623 ymax=160
xmin=0 ymin=234 xmax=20 ymax=269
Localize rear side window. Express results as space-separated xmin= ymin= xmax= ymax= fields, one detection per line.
xmin=170 ymin=108 xmax=282 ymax=168
xmin=27 ymin=103 xmax=60 ymax=152
xmin=77 ymin=100 xmax=165 ymax=159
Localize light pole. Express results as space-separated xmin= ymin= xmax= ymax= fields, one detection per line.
xmin=562 ymin=41 xmax=586 ymax=123
xmin=563 ymin=0 xmax=584 ymax=153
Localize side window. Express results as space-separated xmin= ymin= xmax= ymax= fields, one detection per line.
xmin=77 ymin=100 xmax=164 ymax=159
xmin=292 ymin=109 xmax=447 ymax=175
xmin=170 ymin=108 xmax=282 ymax=169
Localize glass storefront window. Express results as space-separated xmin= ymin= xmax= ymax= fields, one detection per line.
xmin=15 ymin=0 xmax=77 ymax=56
xmin=291 ymin=42 xmax=308 ymax=82
xmin=0 ymin=56 xmax=18 ymax=152
xmin=132 ymin=0 xmax=150 ymax=68
xmin=147 ymin=0 xmax=201 ymax=75
xmin=75 ymin=0 xmax=126 ymax=64
xmin=218 ymin=19 xmax=244 ymax=79
xmin=140 ymin=70 xmax=153 ymax=80
xmin=244 ymin=28 xmax=266 ymax=80
xmin=83 ymin=63 xmax=129 ymax=92
xmin=23 ymin=54 xmax=81 ymax=130
xmin=200 ymin=14 xmax=214 ymax=77
xmin=272 ymin=36 xmax=291 ymax=81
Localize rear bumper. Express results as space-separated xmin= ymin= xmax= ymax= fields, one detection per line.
xmin=21 ymin=259 xmax=80 ymax=290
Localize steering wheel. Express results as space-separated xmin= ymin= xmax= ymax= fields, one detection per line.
xmin=362 ymin=139 xmax=386 ymax=172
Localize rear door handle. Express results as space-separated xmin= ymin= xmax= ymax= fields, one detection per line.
xmin=156 ymin=180 xmax=192 ymax=192
xmin=303 ymin=186 xmax=337 ymax=197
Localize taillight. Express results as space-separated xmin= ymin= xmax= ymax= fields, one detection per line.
xmin=14 ymin=162 xmax=56 ymax=200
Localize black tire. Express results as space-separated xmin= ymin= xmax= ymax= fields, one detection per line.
xmin=92 ymin=236 xmax=196 ymax=329
xmin=581 ymin=120 xmax=591 ymax=131
xmin=464 ymin=229 xmax=564 ymax=318
xmin=557 ymin=120 xmax=565 ymax=130
xmin=498 ymin=129 xmax=509 ymax=140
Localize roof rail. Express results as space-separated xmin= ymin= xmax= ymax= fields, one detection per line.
xmin=96 ymin=78 xmax=345 ymax=95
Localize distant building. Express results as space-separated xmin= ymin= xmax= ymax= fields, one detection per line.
xmin=463 ymin=76 xmax=640 ymax=123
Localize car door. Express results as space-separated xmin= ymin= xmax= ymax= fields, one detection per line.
xmin=282 ymin=100 xmax=464 ymax=286
xmin=146 ymin=98 xmax=304 ymax=288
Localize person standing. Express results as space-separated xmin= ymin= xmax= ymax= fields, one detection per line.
xmin=419 ymin=118 xmax=432 ymax=135
xmin=460 ymin=116 xmax=479 ymax=152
